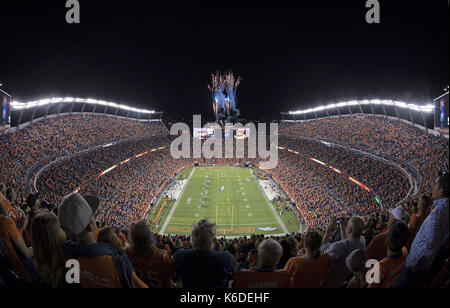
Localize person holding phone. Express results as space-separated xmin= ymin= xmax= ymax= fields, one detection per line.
xmin=320 ymin=216 xmax=366 ymax=288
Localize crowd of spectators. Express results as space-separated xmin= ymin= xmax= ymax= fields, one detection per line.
xmin=279 ymin=115 xmax=449 ymax=194
xmin=267 ymin=137 xmax=410 ymax=229
xmin=80 ymin=149 xmax=192 ymax=229
xmin=0 ymin=173 xmax=448 ymax=288
xmin=0 ymin=114 xmax=167 ymax=199
xmin=1 ymin=112 xmax=448 ymax=288
xmin=2 ymin=117 xmax=445 ymax=234
xmin=36 ymin=137 xmax=170 ymax=205
xmin=37 ymin=134 xmax=406 ymax=231
xmin=37 ymin=138 xmax=263 ymax=230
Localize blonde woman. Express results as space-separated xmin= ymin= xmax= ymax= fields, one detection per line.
xmin=98 ymin=226 xmax=124 ymax=251
xmin=126 ymin=220 xmax=176 ymax=288
xmin=31 ymin=212 xmax=68 ymax=288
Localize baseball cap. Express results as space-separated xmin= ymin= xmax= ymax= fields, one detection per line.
xmin=58 ymin=194 xmax=99 ymax=235
xmin=389 ymin=206 xmax=409 ymax=222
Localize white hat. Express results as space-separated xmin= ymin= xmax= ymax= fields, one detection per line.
xmin=389 ymin=206 xmax=409 ymax=222
xmin=58 ymin=194 xmax=99 ymax=235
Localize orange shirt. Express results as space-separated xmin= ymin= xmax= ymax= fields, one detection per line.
xmin=161 ymin=244 xmax=172 ymax=255
xmin=118 ymin=233 xmax=127 ymax=248
xmin=369 ymin=247 xmax=408 ymax=289
xmin=93 ymin=227 xmax=100 ymax=241
xmin=126 ymin=248 xmax=176 ymax=288
xmin=0 ymin=193 xmax=20 ymax=224
xmin=248 ymin=250 xmax=258 ymax=269
xmin=365 ymin=229 xmax=389 ymax=261
xmin=0 ymin=216 xmax=31 ymax=282
xmin=77 ymin=255 xmax=148 ymax=288
xmin=183 ymin=241 xmax=191 ymax=249
xmin=284 ymin=254 xmax=332 ymax=288
xmin=233 ymin=269 xmax=291 ymax=288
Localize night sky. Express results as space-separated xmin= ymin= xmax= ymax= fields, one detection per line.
xmin=0 ymin=0 xmax=448 ymax=122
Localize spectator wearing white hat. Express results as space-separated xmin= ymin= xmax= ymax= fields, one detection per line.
xmin=365 ymin=205 xmax=410 ymax=261
xmin=59 ymin=193 xmax=148 ymax=288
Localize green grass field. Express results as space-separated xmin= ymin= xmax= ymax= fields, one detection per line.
xmin=154 ymin=167 xmax=301 ymax=237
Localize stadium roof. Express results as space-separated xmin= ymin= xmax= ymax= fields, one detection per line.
xmin=280 ymin=98 xmax=441 ymax=131
xmin=4 ymin=96 xmax=164 ymax=131
xmin=11 ymin=97 xmax=156 ymax=114
xmin=286 ymin=99 xmax=434 ymax=115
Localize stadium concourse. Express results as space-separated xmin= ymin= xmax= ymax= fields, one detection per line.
xmin=0 ymin=109 xmax=449 ymax=288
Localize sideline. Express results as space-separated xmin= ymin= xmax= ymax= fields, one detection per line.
xmin=160 ymin=167 xmax=196 ymax=234
xmin=252 ymin=170 xmax=289 ymax=234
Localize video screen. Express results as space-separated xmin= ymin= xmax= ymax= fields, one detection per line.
xmin=193 ymin=128 xmax=216 ymax=139
xmin=235 ymin=128 xmax=250 ymax=139
xmin=435 ymin=93 xmax=449 ymax=129
xmin=0 ymin=90 xmax=11 ymax=129
xmin=224 ymin=127 xmax=251 ymax=139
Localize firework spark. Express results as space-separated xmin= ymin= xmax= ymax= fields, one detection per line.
xmin=207 ymin=70 xmax=241 ymax=122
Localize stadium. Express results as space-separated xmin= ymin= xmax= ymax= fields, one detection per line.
xmin=0 ymin=0 xmax=449 ymax=294
xmin=1 ymin=91 xmax=449 ymax=289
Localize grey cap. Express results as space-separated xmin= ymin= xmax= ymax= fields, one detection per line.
xmin=58 ymin=194 xmax=99 ymax=235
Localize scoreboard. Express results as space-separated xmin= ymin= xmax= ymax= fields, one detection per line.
xmin=193 ymin=127 xmax=251 ymax=139
xmin=230 ymin=128 xmax=251 ymax=140
xmin=0 ymin=89 xmax=11 ymax=130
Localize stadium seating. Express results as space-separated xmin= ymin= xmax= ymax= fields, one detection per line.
xmin=279 ymin=116 xmax=448 ymax=193
xmin=0 ymin=113 xmax=448 ymax=288
xmin=0 ymin=114 xmax=167 ymax=197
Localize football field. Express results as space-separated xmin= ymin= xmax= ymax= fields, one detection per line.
xmin=158 ymin=167 xmax=300 ymax=237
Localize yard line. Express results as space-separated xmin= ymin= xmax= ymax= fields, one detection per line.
xmin=160 ymin=167 xmax=195 ymax=234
